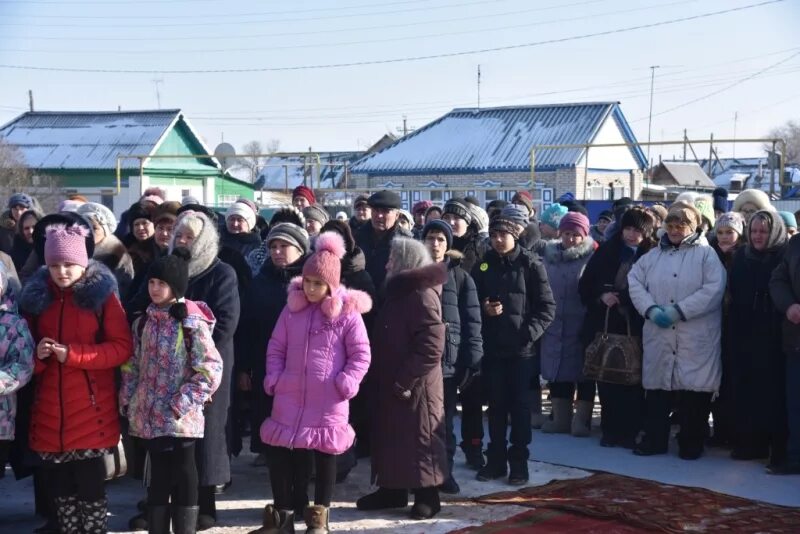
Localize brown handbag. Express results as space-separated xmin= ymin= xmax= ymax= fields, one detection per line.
xmin=583 ymin=307 xmax=642 ymax=385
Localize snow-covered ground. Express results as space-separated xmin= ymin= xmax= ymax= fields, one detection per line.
xmin=2 ymin=416 xmax=798 ymax=533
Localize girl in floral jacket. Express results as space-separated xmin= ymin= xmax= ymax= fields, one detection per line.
xmin=251 ymin=232 xmax=371 ymax=534
xmin=0 ymin=262 xmax=34 ymax=475
xmin=120 ymin=248 xmax=222 ymax=534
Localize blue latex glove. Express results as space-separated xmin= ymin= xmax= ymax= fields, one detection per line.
xmin=663 ymin=305 xmax=682 ymax=324
xmin=649 ymin=305 xmax=681 ymax=328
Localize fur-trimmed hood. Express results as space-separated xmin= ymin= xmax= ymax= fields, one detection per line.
xmin=19 ymin=260 xmax=118 ymax=315
xmin=94 ymin=234 xmax=131 ymax=269
xmin=543 ymin=237 xmax=595 ymax=264
xmin=286 ymin=275 xmax=372 ymax=319
xmin=385 ymin=262 xmax=447 ymax=298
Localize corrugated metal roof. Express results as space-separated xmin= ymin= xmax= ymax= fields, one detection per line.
xmin=660 ymin=161 xmax=716 ymax=188
xmin=351 ymin=102 xmax=646 ymax=175
xmin=254 ymin=151 xmax=364 ymax=190
xmin=0 ymin=110 xmax=183 ymax=170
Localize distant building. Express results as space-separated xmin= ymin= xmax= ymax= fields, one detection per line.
xmin=0 ymin=109 xmax=254 ymax=216
xmin=649 ymin=161 xmax=716 ymax=193
xmin=349 ymin=103 xmax=647 ymax=212
xmin=698 ymin=156 xmax=800 ymax=197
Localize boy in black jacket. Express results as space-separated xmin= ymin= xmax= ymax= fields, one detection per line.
xmin=471 ymin=209 xmax=555 ymax=485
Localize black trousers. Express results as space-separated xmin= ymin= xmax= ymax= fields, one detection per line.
xmin=443 ymin=377 xmax=458 ymax=477
xmin=0 ymin=440 xmax=9 ymax=477
xmin=147 ymin=440 xmax=199 ymax=507
xmin=48 ymin=456 xmax=106 ymax=503
xmin=597 ymin=381 xmax=644 ymax=442
xmin=643 ymin=389 xmax=712 ymax=454
xmin=486 ymin=357 xmax=534 ymax=464
xmin=459 ymin=373 xmax=484 ymax=452
xmin=269 ymin=447 xmax=336 ymax=509
xmin=548 ymin=380 xmax=596 ymax=401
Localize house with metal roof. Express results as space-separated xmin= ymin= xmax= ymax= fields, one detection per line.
xmin=349 ymin=102 xmax=647 ymax=211
xmin=650 ymin=161 xmax=716 ymax=192
xmin=0 ymin=109 xmax=254 ymax=216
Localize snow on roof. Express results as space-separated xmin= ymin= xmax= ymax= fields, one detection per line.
xmin=660 ymin=161 xmax=716 ymax=188
xmin=0 ymin=109 xmax=199 ymax=170
xmin=254 ymin=151 xmax=364 ymax=190
xmin=350 ymin=102 xmax=646 ymax=175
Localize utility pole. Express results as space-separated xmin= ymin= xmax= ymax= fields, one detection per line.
xmin=646 ymin=65 xmax=660 ymax=166
xmin=28 ymin=90 xmax=34 ymax=112
xmin=683 ymin=129 xmax=687 ymax=161
xmin=708 ymin=133 xmax=714 ymax=177
xmin=396 ymin=115 xmax=416 ymax=137
xmin=477 ymin=64 xmax=481 ymax=108
xmin=152 ymin=78 xmax=164 ymax=109
xmin=732 ymin=111 xmax=738 ymax=159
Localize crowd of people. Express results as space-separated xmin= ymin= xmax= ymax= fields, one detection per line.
xmin=0 ymin=184 xmax=798 ymax=534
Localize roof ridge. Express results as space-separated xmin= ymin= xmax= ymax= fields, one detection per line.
xmin=20 ymin=109 xmax=181 ymax=116
xmin=449 ymin=102 xmax=618 ymax=113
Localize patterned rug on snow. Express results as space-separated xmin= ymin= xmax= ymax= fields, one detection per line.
xmin=464 ymin=472 xmax=800 ymax=533
xmin=449 ymin=506 xmax=650 ymax=533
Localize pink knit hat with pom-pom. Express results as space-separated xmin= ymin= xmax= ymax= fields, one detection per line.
xmin=44 ymin=224 xmax=90 ymax=268
xmin=303 ymin=231 xmax=346 ymax=290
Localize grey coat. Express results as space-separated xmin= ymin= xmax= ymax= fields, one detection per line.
xmin=540 ymin=238 xmax=594 ymax=382
xmin=628 ymin=233 xmax=725 ymax=392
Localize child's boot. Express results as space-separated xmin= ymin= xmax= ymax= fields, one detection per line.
xmin=54 ymin=496 xmax=80 ymax=534
xmin=541 ymin=398 xmax=573 ymax=433
xmin=303 ymin=504 xmax=329 ymax=534
xmin=247 ymin=504 xmax=295 ymax=534
xmin=172 ymin=505 xmax=199 ymax=534
xmin=80 ymin=497 xmax=108 ymax=534
xmin=147 ymin=504 xmax=170 ymax=534
xmin=571 ymin=400 xmax=594 ymax=437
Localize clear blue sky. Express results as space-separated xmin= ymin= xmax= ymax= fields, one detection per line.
xmin=0 ymin=0 xmax=798 ymax=162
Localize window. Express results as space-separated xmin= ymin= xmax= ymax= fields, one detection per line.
xmin=484 ymin=190 xmax=498 ymax=201
xmin=101 ymin=191 xmax=114 ymax=210
xmin=181 ymin=189 xmax=191 ymax=198
xmin=217 ymin=194 xmax=238 ymax=206
xmin=430 ymin=190 xmax=443 ymax=202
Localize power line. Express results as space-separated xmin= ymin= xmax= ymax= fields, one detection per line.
xmin=0 ymin=0 xmax=784 ymax=74
xmin=0 ymin=0 xmax=694 ymax=54
xmin=0 ymin=0 xmax=602 ymax=42
xmin=631 ymin=48 xmax=800 ymax=122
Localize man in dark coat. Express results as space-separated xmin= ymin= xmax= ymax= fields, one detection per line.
xmin=354 ymin=190 xmax=412 ymax=298
xmin=349 ymin=194 xmax=371 ymax=234
xmin=471 ymin=212 xmax=555 ymax=486
xmin=422 ymin=220 xmax=483 ymax=494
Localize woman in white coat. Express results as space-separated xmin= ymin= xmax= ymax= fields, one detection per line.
xmin=628 ymin=202 xmax=726 ymax=460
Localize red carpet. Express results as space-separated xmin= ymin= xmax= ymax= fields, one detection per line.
xmin=449 ymin=507 xmax=650 ymax=533
xmin=465 ymin=472 xmax=800 ymax=533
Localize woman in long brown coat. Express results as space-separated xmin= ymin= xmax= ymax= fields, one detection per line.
xmin=356 ymin=237 xmax=447 ymax=520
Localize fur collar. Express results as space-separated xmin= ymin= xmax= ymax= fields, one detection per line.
xmin=543 ymin=237 xmax=595 ymax=264
xmin=286 ymin=276 xmax=372 ymax=319
xmin=94 ymin=234 xmax=129 ymax=269
xmin=341 ymin=246 xmax=366 ymax=276
xmin=385 ymin=262 xmax=447 ymax=298
xmin=20 ymin=260 xmax=118 ymax=315
xmin=659 ymin=230 xmax=707 ymax=251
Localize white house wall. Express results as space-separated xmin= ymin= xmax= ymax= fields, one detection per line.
xmin=575 ymin=115 xmax=641 ymax=172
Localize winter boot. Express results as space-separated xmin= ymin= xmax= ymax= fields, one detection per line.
xmin=172 ymin=506 xmax=200 ymax=534
xmin=460 ymin=442 xmax=485 ymax=470
xmin=529 ymin=388 xmax=547 ymax=428
xmin=541 ymin=398 xmax=573 ymax=434
xmin=438 ymin=475 xmax=461 ymax=494
xmin=54 ymin=496 xmax=81 ymax=534
xmin=476 ymin=444 xmax=507 ymax=481
xmin=508 ymin=458 xmax=529 ymax=486
xmin=79 ymin=497 xmax=108 ymax=534
xmin=303 ymin=504 xmax=329 ymax=534
xmin=147 ymin=505 xmax=171 ymax=534
xmin=129 ymin=512 xmax=149 ymax=531
xmin=571 ymin=400 xmax=594 ymax=437
xmin=247 ymin=505 xmax=295 ymax=534
xmin=410 ymin=487 xmax=441 ymax=520
xmin=356 ymin=487 xmax=408 ymax=511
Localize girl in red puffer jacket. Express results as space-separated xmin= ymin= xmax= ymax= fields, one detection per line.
xmin=20 ymin=224 xmax=132 ymax=534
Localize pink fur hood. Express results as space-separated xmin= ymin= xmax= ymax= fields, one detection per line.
xmin=286 ymin=276 xmax=372 ymax=319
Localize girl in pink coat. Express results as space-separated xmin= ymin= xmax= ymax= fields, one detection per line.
xmin=256 ymin=231 xmax=371 ymax=534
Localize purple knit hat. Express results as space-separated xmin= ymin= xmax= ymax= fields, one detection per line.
xmin=558 ymin=212 xmax=590 ymax=237
xmin=44 ymin=224 xmax=90 ymax=267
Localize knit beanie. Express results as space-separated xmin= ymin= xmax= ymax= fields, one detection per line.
xmin=128 ymin=202 xmax=151 ymax=233
xmin=181 ymin=195 xmax=200 ymax=206
xmin=715 ymin=212 xmax=745 ymax=236
xmin=8 ymin=193 xmax=33 ymax=210
xmin=511 ymin=191 xmax=534 ymax=216
xmin=303 ymin=204 xmax=330 ymax=226
xmin=778 ymin=211 xmax=797 ymax=230
xmin=466 ymin=203 xmax=489 ymax=233
xmin=665 ymin=201 xmax=703 ymax=233
xmin=389 ymin=237 xmax=432 ymax=273
xmin=713 ymin=187 xmax=729 ymax=213
xmin=422 ymin=219 xmax=453 ymax=250
xmin=148 ymin=247 xmax=190 ymax=300
xmin=598 ymin=210 xmax=614 ymax=223
xmin=647 ymin=204 xmax=668 ymax=222
xmin=539 ymin=203 xmax=569 ymax=230
xmin=693 ymin=195 xmax=715 ymax=228
xmin=226 ymin=200 xmax=257 ymax=231
xmin=424 ymin=205 xmax=443 ymax=219
xmin=292 ymin=185 xmax=316 ymax=205
xmin=267 ymin=223 xmax=310 ymax=255
xmin=44 ymin=224 xmax=90 ymax=268
xmin=270 ymin=205 xmax=306 ymax=228
xmin=499 ymin=204 xmax=530 ymax=229
xmin=443 ymin=198 xmax=473 ymax=224
xmin=77 ymin=202 xmax=117 ymax=238
xmin=620 ymin=207 xmax=655 ymax=236
xmin=489 ymin=216 xmax=522 ymax=240
xmin=733 ymin=188 xmax=774 ymax=213
xmin=353 ymin=195 xmax=369 ymax=209
xmin=486 ymin=199 xmax=509 ymax=219
xmin=559 ymin=212 xmax=590 ymax=237
xmin=303 ymin=232 xmax=346 ymax=290
xmin=412 ymin=200 xmax=434 ymax=216
xmin=398 ymin=209 xmax=414 ymax=226
xmin=320 ymin=219 xmax=356 ymax=254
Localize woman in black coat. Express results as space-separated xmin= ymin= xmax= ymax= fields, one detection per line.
xmin=578 ymin=207 xmax=655 ymax=448
xmin=728 ymin=210 xmax=788 ymax=467
xmin=9 ymin=209 xmax=39 ymax=272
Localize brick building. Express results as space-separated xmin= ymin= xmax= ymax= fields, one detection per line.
xmin=350 ymin=102 xmax=647 ymax=212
